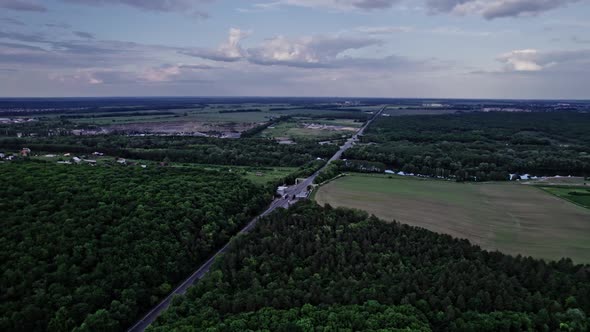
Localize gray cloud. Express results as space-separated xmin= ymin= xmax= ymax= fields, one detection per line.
xmin=0 ymin=0 xmax=46 ymax=12
xmin=74 ymin=31 xmax=95 ymax=39
xmin=426 ymin=0 xmax=580 ymax=19
xmin=61 ymin=0 xmax=213 ymax=17
xmin=254 ymin=0 xmax=401 ymax=11
xmin=0 ymin=17 xmax=26 ymax=25
xmin=45 ymin=23 xmax=71 ymax=29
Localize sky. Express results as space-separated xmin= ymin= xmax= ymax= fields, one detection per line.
xmin=0 ymin=0 xmax=589 ymax=99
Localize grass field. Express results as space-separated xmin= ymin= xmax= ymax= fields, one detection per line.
xmin=539 ymin=186 xmax=590 ymax=209
xmin=32 ymin=153 xmax=296 ymax=185
xmin=259 ymin=119 xmax=356 ymax=141
xmin=315 ymin=174 xmax=590 ymax=263
xmin=70 ymin=107 xmax=359 ymax=126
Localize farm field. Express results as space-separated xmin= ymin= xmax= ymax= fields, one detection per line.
xmin=258 ymin=118 xmax=358 ymax=141
xmin=539 ymin=186 xmax=590 ymax=209
xmin=315 ymin=174 xmax=590 ymax=263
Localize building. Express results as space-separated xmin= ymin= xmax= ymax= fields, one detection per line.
xmin=296 ymin=191 xmax=310 ymax=199
xmin=277 ymin=186 xmax=289 ymax=196
xmin=20 ymin=148 xmax=31 ymax=157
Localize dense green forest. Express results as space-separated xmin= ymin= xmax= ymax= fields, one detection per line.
xmin=0 ymin=136 xmax=339 ymax=167
xmin=151 ymin=203 xmax=590 ymax=331
xmin=0 ymin=162 xmax=269 ymax=331
xmin=345 ymin=112 xmax=590 ymax=181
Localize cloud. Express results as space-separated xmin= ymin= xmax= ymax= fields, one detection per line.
xmin=426 ymin=0 xmax=581 ymax=19
xmin=354 ymin=26 xmax=413 ymax=35
xmin=45 ymin=23 xmax=72 ymax=29
xmin=254 ymin=0 xmax=401 ymax=11
xmin=248 ymin=35 xmax=382 ymax=67
xmin=61 ymin=0 xmax=213 ymax=17
xmin=74 ymin=31 xmax=95 ymax=39
xmin=497 ymin=48 xmax=590 ymax=72
xmin=185 ymin=29 xmax=384 ymax=68
xmin=182 ymin=28 xmax=250 ymax=62
xmin=0 ymin=0 xmax=46 ymax=12
xmin=0 ymin=17 xmax=26 ymax=26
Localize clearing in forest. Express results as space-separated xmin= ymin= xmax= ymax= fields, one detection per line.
xmin=315 ymin=174 xmax=590 ymax=263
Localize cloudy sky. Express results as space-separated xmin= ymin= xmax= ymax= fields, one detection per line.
xmin=0 ymin=0 xmax=589 ymax=99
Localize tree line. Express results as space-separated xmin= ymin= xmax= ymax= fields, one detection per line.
xmin=344 ymin=112 xmax=590 ymax=181
xmin=151 ymin=202 xmax=589 ymax=331
xmin=0 ymin=135 xmax=339 ymax=167
xmin=0 ymin=161 xmax=270 ymax=331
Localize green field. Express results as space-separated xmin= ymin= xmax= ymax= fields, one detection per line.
xmin=315 ymin=174 xmax=590 ymax=263
xmin=69 ymin=107 xmax=360 ymax=126
xmin=259 ymin=118 xmax=357 ymax=141
xmin=539 ymin=186 xmax=590 ymax=209
xmin=32 ymin=153 xmax=296 ymax=185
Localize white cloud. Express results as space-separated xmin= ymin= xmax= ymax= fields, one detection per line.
xmin=498 ymin=49 xmax=543 ymax=71
xmin=183 ymin=28 xmax=250 ymax=62
xmin=497 ymin=48 xmax=590 ymax=72
xmin=248 ymin=34 xmax=382 ymax=67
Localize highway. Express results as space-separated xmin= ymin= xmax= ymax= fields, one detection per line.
xmin=127 ymin=106 xmax=386 ymax=332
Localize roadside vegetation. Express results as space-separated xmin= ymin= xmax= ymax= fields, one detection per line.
xmin=150 ymin=202 xmax=590 ymax=332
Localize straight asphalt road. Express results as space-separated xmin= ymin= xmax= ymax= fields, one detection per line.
xmin=127 ymin=106 xmax=386 ymax=332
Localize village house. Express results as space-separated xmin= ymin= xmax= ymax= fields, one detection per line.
xmin=20 ymin=148 xmax=31 ymax=157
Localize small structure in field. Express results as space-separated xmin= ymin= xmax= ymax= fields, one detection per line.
xmin=20 ymin=148 xmax=31 ymax=157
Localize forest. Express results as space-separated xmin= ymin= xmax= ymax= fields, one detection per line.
xmin=0 ymin=161 xmax=270 ymax=332
xmin=344 ymin=112 xmax=590 ymax=181
xmin=0 ymin=135 xmax=339 ymax=167
xmin=151 ymin=202 xmax=590 ymax=332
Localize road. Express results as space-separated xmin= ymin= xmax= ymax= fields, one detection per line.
xmin=127 ymin=106 xmax=386 ymax=332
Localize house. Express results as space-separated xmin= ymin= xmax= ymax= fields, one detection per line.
xmin=20 ymin=148 xmax=31 ymax=157
xmin=93 ymin=152 xmax=104 ymax=156
xmin=64 ymin=153 xmax=71 ymax=157
xmin=83 ymin=159 xmax=97 ymax=164
xmin=141 ymin=165 xmax=147 ymax=169
xmin=72 ymin=157 xmax=82 ymax=163
xmin=116 ymin=158 xmax=127 ymax=164
xmin=277 ymin=186 xmax=289 ymax=196
xmin=385 ymin=170 xmax=395 ymax=174
xmin=397 ymin=171 xmax=406 ymax=176
xmin=0 ymin=153 xmax=5 ymax=159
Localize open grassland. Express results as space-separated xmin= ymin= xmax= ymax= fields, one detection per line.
xmin=539 ymin=186 xmax=590 ymax=209
xmin=259 ymin=118 xmax=356 ymax=141
xmin=315 ymin=174 xmax=590 ymax=263
xmin=69 ymin=107 xmax=358 ymax=126
xmin=31 ymin=153 xmax=297 ymax=185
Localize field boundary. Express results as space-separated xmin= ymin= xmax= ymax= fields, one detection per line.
xmin=535 ymin=185 xmax=590 ymax=210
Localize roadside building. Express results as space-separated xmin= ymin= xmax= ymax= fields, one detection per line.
xmin=277 ymin=186 xmax=289 ymax=196
xmin=296 ymin=191 xmax=310 ymax=199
